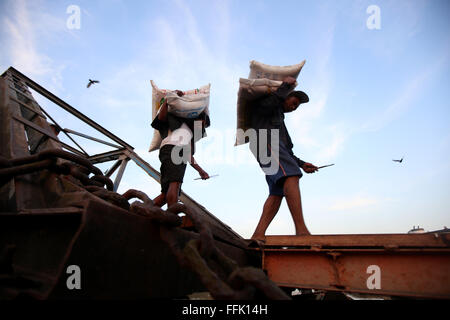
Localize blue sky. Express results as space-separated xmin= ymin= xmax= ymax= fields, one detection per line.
xmin=1 ymin=0 xmax=449 ymax=237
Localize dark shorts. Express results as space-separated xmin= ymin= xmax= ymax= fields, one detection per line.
xmin=257 ymin=141 xmax=303 ymax=196
xmin=159 ymin=144 xmax=187 ymax=194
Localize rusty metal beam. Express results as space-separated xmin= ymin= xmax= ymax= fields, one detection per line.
xmin=264 ymin=233 xmax=450 ymax=248
xmin=0 ymin=77 xmax=46 ymax=211
xmin=8 ymin=85 xmax=34 ymax=100
xmin=260 ymin=234 xmax=450 ymax=299
xmin=4 ymin=67 xmax=133 ymax=150
xmin=113 ymin=156 xmax=129 ymax=192
xmin=9 ymin=95 xmax=46 ymax=119
xmin=11 ymin=115 xmax=86 ymax=157
xmin=32 ymin=103 xmax=89 ymax=156
xmin=63 ymin=128 xmax=123 ymax=149
xmin=88 ymin=149 xmax=127 ymax=164
xmin=104 ymin=158 xmax=123 ymax=177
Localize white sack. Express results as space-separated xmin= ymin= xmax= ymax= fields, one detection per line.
xmin=149 ymin=81 xmax=210 ymax=152
xmin=235 ymin=60 xmax=305 ymax=146
xmin=248 ymin=60 xmax=305 ymax=80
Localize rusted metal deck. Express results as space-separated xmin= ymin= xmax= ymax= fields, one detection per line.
xmin=257 ymin=234 xmax=450 ymax=299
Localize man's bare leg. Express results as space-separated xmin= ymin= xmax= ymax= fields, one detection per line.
xmin=283 ymin=176 xmax=310 ymax=235
xmin=153 ymin=193 xmax=166 ymax=208
xmin=166 ymin=182 xmax=182 ymax=207
xmin=251 ymin=195 xmax=283 ymax=241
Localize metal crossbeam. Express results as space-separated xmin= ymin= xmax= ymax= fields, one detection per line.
xmin=5 ymin=67 xmax=133 ymax=150
xmin=261 ymin=234 xmax=450 ymax=299
xmin=63 ymin=128 xmax=122 ymax=149
xmin=12 ymin=115 xmax=86 ymax=157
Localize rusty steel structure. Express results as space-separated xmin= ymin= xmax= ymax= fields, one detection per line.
xmin=0 ymin=66 xmax=281 ymax=300
xmin=1 ymin=66 xmax=449 ymax=300
xmin=258 ymin=234 xmax=450 ymax=299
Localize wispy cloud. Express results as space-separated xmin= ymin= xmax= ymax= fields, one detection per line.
xmin=287 ymin=21 xmax=350 ymax=163
xmin=1 ymin=0 xmax=67 ymax=91
xmin=328 ymin=194 xmax=378 ymax=212
xmin=82 ymin=0 xmax=246 ymax=156
xmin=346 ymin=0 xmax=428 ymax=59
xmin=361 ymin=54 xmax=449 ymax=132
xmin=316 ymin=124 xmax=350 ymax=161
xmin=290 ymin=23 xmax=335 ymax=144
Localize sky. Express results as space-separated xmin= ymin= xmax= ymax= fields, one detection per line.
xmin=1 ymin=0 xmax=449 ymax=238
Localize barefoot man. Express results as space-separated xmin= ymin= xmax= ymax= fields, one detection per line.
xmin=151 ymin=90 xmax=210 ymax=208
xmin=249 ymin=76 xmax=318 ymax=243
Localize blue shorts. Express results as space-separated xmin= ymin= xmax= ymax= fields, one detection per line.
xmin=258 ymin=142 xmax=303 ymax=196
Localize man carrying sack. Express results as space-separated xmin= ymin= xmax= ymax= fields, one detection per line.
xmin=249 ymin=76 xmax=318 ymax=243
xmin=151 ymin=90 xmax=210 ymax=208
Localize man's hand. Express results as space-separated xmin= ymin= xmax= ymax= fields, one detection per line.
xmin=157 ymin=100 xmax=168 ymax=121
xmin=302 ymin=162 xmax=318 ymax=173
xmin=199 ymin=170 xmax=210 ymax=180
xmin=190 ymin=156 xmax=209 ymax=179
xmin=283 ymin=76 xmax=296 ymax=86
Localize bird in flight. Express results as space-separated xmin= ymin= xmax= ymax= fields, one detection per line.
xmin=393 ymin=157 xmax=404 ymax=163
xmin=87 ymin=79 xmax=100 ymax=88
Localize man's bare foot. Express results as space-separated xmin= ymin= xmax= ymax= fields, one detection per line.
xmin=248 ymin=236 xmax=266 ymax=248
xmin=295 ymin=229 xmax=311 ymax=236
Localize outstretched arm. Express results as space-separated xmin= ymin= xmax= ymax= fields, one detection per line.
xmin=291 ymin=152 xmax=318 ymax=174
xmin=190 ymin=155 xmax=209 ymax=180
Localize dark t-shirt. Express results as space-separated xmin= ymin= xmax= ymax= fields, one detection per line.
xmin=249 ymin=82 xmax=305 ymax=168
xmin=151 ymin=113 xmax=208 ymax=156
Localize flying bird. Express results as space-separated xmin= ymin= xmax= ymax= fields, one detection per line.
xmin=393 ymin=157 xmax=404 ymax=163
xmin=87 ymin=79 xmax=100 ymax=88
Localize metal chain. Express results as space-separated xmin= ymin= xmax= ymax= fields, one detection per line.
xmin=0 ymin=149 xmax=111 ymax=190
